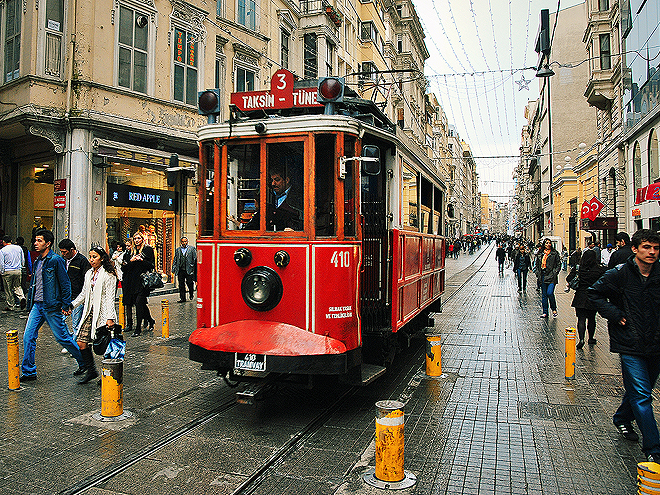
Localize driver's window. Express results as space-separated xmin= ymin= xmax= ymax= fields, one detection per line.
xmin=267 ymin=141 xmax=304 ymax=231
xmin=227 ymin=144 xmax=260 ymax=230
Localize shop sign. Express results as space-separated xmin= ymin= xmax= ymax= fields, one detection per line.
xmin=107 ymin=183 xmax=177 ymax=211
xmin=54 ymin=178 xmax=67 ymax=193
xmin=54 ymin=195 xmax=66 ymax=209
xmin=580 ymin=217 xmax=617 ymax=230
xmin=95 ymin=146 xmax=195 ymax=170
xmin=632 ymin=208 xmax=641 ymax=217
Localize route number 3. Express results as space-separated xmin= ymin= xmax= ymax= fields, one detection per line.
xmin=330 ymin=250 xmax=350 ymax=268
xmin=276 ymin=73 xmax=287 ymax=90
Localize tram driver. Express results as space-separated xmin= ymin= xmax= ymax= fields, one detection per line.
xmin=268 ymin=167 xmax=302 ymax=231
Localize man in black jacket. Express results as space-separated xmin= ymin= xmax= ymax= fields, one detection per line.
xmin=589 ymin=229 xmax=660 ymax=462
xmin=58 ymin=239 xmax=91 ymax=339
xmin=608 ymin=231 xmax=634 ymax=268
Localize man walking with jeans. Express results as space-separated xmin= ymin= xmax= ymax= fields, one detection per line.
xmin=20 ymin=230 xmax=84 ymax=381
xmin=0 ymin=235 xmax=26 ymax=311
xmin=589 ymin=229 xmax=660 ymax=462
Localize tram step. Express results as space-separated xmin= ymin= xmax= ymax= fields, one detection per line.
xmin=341 ymin=364 xmax=386 ymax=386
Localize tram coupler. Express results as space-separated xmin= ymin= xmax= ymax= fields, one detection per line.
xmin=235 ymin=374 xmax=276 ymax=405
xmin=340 ymin=364 xmax=386 ymax=386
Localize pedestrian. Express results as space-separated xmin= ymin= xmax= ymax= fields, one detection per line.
xmin=172 ymin=237 xmax=197 ymax=302
xmin=534 ymin=238 xmax=561 ymax=318
xmin=454 ymin=239 xmax=461 ymax=258
xmin=608 ymin=232 xmax=634 ymax=268
xmin=121 ymin=232 xmax=155 ymax=336
xmin=566 ymin=249 xmax=605 ymax=349
xmin=601 ymin=243 xmax=614 ymax=266
xmin=448 ymin=242 xmax=454 ymax=259
xmin=15 ymin=236 xmax=32 ymax=297
xmin=495 ymin=243 xmax=506 ymax=275
xmin=588 ymin=229 xmax=660 ymax=462
xmin=20 ymin=229 xmax=85 ymax=381
xmin=0 ymin=235 xmax=27 ymax=312
xmin=512 ymin=244 xmax=531 ymax=292
xmin=58 ymin=239 xmax=91 ymax=343
xmin=69 ymin=246 xmax=118 ymax=384
xmin=111 ymin=241 xmax=125 ymax=283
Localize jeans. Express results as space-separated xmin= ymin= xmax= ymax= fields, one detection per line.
xmin=71 ymin=304 xmax=84 ymax=339
xmin=21 ymin=302 xmax=84 ymax=377
xmin=613 ymin=354 xmax=660 ymax=455
xmin=516 ymin=269 xmax=528 ymax=290
xmin=540 ymin=274 xmax=556 ymax=315
xmin=498 ymin=260 xmax=504 ymax=273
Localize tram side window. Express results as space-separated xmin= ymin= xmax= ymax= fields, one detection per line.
xmin=344 ymin=135 xmax=356 ymax=237
xmin=421 ymin=177 xmax=432 ymax=233
xmin=267 ymin=141 xmax=304 ymax=231
xmin=315 ymin=134 xmax=335 ymax=236
xmin=227 ymin=144 xmax=260 ymax=230
xmin=402 ymin=163 xmax=418 ymax=230
xmin=200 ymin=143 xmax=215 ymax=237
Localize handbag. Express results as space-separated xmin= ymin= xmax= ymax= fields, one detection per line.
xmin=93 ymin=324 xmax=123 ymax=356
xmin=568 ymin=265 xmax=580 ymax=290
xmin=140 ymin=270 xmax=164 ymax=290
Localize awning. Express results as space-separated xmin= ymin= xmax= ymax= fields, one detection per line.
xmin=92 ymin=138 xmax=198 ymax=170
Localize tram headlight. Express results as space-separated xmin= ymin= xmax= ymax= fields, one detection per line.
xmin=241 ymin=267 xmax=283 ymax=311
xmin=234 ymin=248 xmax=252 ymax=267
xmin=317 ymin=77 xmax=344 ymax=103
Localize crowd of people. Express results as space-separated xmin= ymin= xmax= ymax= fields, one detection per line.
xmin=0 ymin=228 xmax=195 ymax=385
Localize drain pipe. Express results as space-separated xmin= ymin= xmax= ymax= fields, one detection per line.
xmin=64 ymin=0 xmax=77 ymax=120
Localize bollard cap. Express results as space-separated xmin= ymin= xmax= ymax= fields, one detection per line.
xmin=6 ymin=329 xmax=18 ymax=337
xmin=101 ymin=358 xmax=124 ymax=365
xmin=375 ymin=400 xmax=404 ymax=413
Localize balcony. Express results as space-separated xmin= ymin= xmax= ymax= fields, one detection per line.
xmin=584 ymin=58 xmax=620 ymax=111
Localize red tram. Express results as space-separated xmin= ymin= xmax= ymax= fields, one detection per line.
xmin=189 ymin=70 xmax=446 ymax=392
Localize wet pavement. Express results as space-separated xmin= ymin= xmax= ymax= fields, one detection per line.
xmin=0 ymin=243 xmax=654 ymax=494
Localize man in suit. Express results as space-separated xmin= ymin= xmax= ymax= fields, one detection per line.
xmin=268 ymin=168 xmax=302 ymax=231
xmin=172 ymin=237 xmax=196 ymax=302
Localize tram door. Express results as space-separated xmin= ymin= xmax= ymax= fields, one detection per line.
xmin=360 ymin=142 xmax=388 ymax=335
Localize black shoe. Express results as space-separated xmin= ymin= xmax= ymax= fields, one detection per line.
xmin=576 ymin=340 xmax=585 ymax=350
xmin=78 ymin=367 xmax=99 ymax=384
xmin=73 ymin=366 xmax=86 ymax=376
xmin=132 ymin=330 xmax=141 ymax=337
xmin=177 ymin=299 xmax=186 ymax=303
xmin=20 ymin=298 xmax=26 ymax=310
xmin=615 ymin=422 xmax=639 ymax=441
xmin=588 ymin=338 xmax=597 ymax=345
xmin=20 ymin=374 xmax=37 ymax=382
xmin=148 ymin=319 xmax=155 ymax=332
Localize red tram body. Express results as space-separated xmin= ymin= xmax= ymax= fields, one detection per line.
xmin=189 ymin=72 xmax=446 ymax=387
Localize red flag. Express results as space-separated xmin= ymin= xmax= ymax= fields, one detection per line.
xmin=646 ymin=182 xmax=660 ymax=201
xmin=580 ymin=201 xmax=590 ymax=219
xmin=588 ymin=197 xmax=604 ymax=221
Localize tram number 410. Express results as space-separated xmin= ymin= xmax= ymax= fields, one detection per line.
xmin=330 ymin=250 xmax=350 ymax=268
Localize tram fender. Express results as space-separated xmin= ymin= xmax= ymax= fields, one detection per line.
xmin=189 ymin=320 xmax=347 ymax=355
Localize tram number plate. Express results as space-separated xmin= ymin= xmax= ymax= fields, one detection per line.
xmin=235 ymin=353 xmax=266 ymax=371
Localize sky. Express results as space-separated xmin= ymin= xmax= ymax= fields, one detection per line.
xmin=413 ymin=0 xmax=584 ymax=202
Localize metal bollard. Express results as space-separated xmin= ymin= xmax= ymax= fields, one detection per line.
xmin=425 ymin=334 xmax=442 ymax=376
xmin=363 ymin=400 xmax=416 ymax=489
xmin=117 ymin=294 xmax=125 ymax=328
xmin=101 ymin=359 xmax=124 ymax=417
xmin=7 ymin=330 xmax=20 ymax=390
xmin=161 ymin=300 xmax=169 ymax=338
xmin=565 ymin=327 xmax=576 ymax=380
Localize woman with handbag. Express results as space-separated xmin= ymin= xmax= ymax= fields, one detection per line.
xmin=121 ymin=232 xmax=156 ymax=336
xmin=70 ymin=246 xmax=118 ymax=384
xmin=567 ymin=249 xmax=606 ymax=349
xmin=534 ymin=238 xmax=562 ymax=318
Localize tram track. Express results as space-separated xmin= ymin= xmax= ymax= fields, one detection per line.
xmin=59 ymin=244 xmax=494 ymax=495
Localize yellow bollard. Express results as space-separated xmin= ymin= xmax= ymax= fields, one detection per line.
xmin=565 ymin=327 xmax=576 ymax=380
xmin=117 ymin=294 xmax=125 ymax=328
xmin=7 ymin=330 xmax=20 ymax=390
xmin=425 ymin=334 xmax=442 ymax=376
xmin=161 ymin=300 xmax=169 ymax=338
xmin=375 ymin=400 xmax=405 ymax=482
xmin=101 ymin=359 xmax=124 ymax=417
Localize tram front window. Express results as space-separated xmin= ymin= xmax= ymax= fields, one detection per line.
xmin=267 ymin=142 xmax=303 ymax=231
xmin=227 ymin=143 xmax=260 ymax=230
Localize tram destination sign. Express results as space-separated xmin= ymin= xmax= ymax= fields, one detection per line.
xmin=107 ymin=183 xmax=177 ymax=211
xmin=230 ymin=68 xmax=323 ymax=112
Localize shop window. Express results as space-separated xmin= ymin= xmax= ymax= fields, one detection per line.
xmin=118 ymin=5 xmax=148 ymax=93
xmin=44 ymin=0 xmax=64 ymax=77
xmin=267 ymin=141 xmax=304 ymax=231
xmin=315 ymin=135 xmax=335 ymax=236
xmin=173 ymin=28 xmax=198 ymax=105
xmin=226 ymin=143 xmax=260 ymax=230
xmin=402 ymin=163 xmax=418 ymax=230
xmin=344 ymin=135 xmax=356 ymax=237
xmin=304 ymin=33 xmax=317 ymax=79
xmin=4 ymin=0 xmax=21 ymax=82
xmin=237 ymin=0 xmax=256 ymax=30
xmin=236 ymin=66 xmax=254 ymax=92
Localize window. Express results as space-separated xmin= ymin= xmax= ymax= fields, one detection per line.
xmin=402 ymin=163 xmax=418 ymax=229
xmin=281 ymin=29 xmax=289 ymax=69
xmin=599 ymin=0 xmax=609 ymax=11
xmin=315 ymin=135 xmax=335 ymax=236
xmin=200 ymin=143 xmax=216 ymax=237
xmin=397 ymin=35 xmax=402 ymax=53
xmin=237 ymin=0 xmax=256 ymax=30
xmin=650 ymin=130 xmax=659 ymax=183
xmin=45 ymin=0 xmax=64 ymax=77
xmin=633 ymin=141 xmax=642 ymax=191
xmin=235 ymin=66 xmax=254 ymax=91
xmin=226 ymin=143 xmax=260 ymax=231
xmin=4 ymin=0 xmax=21 ymax=82
xmin=267 ymin=141 xmax=304 ymax=231
xmin=304 ymin=33 xmax=317 ymax=79
xmin=118 ymin=6 xmax=148 ymax=93
xmin=215 ymin=50 xmax=226 ymax=120
xmin=326 ymin=41 xmax=334 ymax=76
xmin=360 ymin=61 xmax=377 ymax=85
xmin=344 ymin=135 xmax=356 ymax=237
xmin=216 ymin=0 xmax=223 ymax=17
xmin=360 ymin=21 xmax=377 ymax=42
xmin=599 ymin=34 xmax=611 ymax=70
xmin=173 ymin=29 xmax=198 ymax=105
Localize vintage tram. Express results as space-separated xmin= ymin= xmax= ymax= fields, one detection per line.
xmin=189 ymin=70 xmax=446 ymax=395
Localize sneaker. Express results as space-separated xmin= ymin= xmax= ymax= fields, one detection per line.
xmin=61 ymin=348 xmax=68 ymax=354
xmin=552 ymin=311 xmax=558 ymax=318
xmin=615 ymin=423 xmax=639 ymax=441
xmin=73 ymin=367 xmax=86 ymax=376
xmin=576 ymin=340 xmax=585 ymax=350
xmin=540 ymin=314 xmax=548 ymax=319
xmin=588 ymin=338 xmax=597 ymax=345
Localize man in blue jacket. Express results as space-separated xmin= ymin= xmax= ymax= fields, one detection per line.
xmin=20 ymin=229 xmax=85 ymax=381
xmin=589 ymin=229 xmax=660 ymax=462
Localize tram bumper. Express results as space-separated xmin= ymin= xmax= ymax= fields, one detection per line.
xmin=189 ymin=320 xmax=357 ymax=374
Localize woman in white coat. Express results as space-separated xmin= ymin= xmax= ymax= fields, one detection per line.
xmin=70 ymin=246 xmax=118 ymax=384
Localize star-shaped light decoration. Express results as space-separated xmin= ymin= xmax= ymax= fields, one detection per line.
xmin=515 ymin=75 xmax=531 ymax=91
